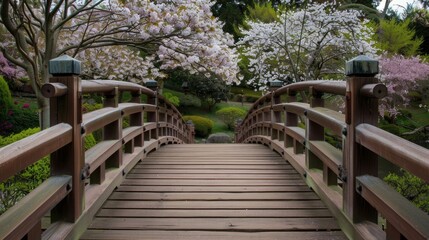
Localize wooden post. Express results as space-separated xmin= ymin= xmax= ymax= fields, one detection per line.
xmin=344 ymin=55 xmax=379 ymax=223
xmin=48 ymin=55 xmax=84 ymax=222
xmin=130 ymin=90 xmax=143 ymax=148
xmin=103 ymin=87 xmax=122 ymax=169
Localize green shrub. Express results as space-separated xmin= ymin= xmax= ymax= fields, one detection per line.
xmin=384 ymin=169 xmax=429 ymax=213
xmin=0 ymin=77 xmax=38 ymax=136
xmin=0 ymin=76 xmax=13 ymax=118
xmin=0 ymin=128 xmax=48 ymax=214
xmin=0 ymin=128 xmax=97 ymax=214
xmin=82 ymin=102 xmax=103 ymax=113
xmin=163 ymin=92 xmax=180 ymax=107
xmin=215 ymin=107 xmax=247 ymax=130
xmin=183 ymin=115 xmax=214 ymax=137
xmin=84 ymin=133 xmax=97 ymax=150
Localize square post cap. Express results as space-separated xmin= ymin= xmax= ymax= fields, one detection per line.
xmin=145 ymin=79 xmax=158 ymax=91
xmin=49 ymin=55 xmax=81 ymax=75
xmin=345 ymin=55 xmax=378 ymax=76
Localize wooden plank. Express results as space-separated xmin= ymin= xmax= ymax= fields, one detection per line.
xmin=0 ymin=176 xmax=72 ymax=240
xmin=82 ymin=143 xmax=345 ymax=239
xmin=102 ymin=200 xmax=327 ymax=209
xmin=133 ymin=164 xmax=293 ymax=170
xmin=88 ymin=217 xmax=341 ymax=231
xmin=96 ymin=209 xmax=333 ymax=218
xmin=126 ymin=173 xmax=301 ymax=180
xmin=139 ymin=161 xmax=287 ymax=165
xmin=129 ymin=169 xmax=297 ymax=174
xmin=115 ymin=185 xmax=312 ymax=192
xmin=109 ymin=192 xmax=319 ymax=201
xmin=81 ymin=230 xmax=347 ymax=240
xmin=121 ymin=179 xmax=308 ymax=186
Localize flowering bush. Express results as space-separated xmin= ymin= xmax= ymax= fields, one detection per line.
xmin=379 ymin=55 xmax=429 ymax=118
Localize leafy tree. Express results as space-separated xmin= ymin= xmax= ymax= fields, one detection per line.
xmin=384 ymin=169 xmax=429 ymax=213
xmin=216 ymin=107 xmax=247 ymax=130
xmin=371 ymin=19 xmax=423 ymax=56
xmin=379 ymin=55 xmax=429 ymax=118
xmin=239 ymin=1 xmax=375 ymax=90
xmin=410 ymin=9 xmax=429 ymax=55
xmin=186 ymin=74 xmax=230 ymax=111
xmin=0 ymin=0 xmax=240 ymax=128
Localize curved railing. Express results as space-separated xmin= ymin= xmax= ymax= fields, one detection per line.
xmin=0 ymin=57 xmax=194 ymax=239
xmin=236 ymin=66 xmax=429 ymax=239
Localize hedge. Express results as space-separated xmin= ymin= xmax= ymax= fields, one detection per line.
xmin=183 ymin=115 xmax=214 ymax=138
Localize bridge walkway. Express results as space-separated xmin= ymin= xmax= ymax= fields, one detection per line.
xmin=81 ymin=144 xmax=347 ymax=240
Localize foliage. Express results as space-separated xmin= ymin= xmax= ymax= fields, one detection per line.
xmin=186 ymin=74 xmax=230 ymax=110
xmin=179 ymin=94 xmax=201 ymax=109
xmin=410 ymin=9 xmax=429 ymax=55
xmin=2 ymin=103 xmax=40 ymax=135
xmin=384 ymin=169 xmax=429 ymax=213
xmin=0 ymin=76 xmax=12 ymax=118
xmin=379 ymin=55 xmax=429 ymax=118
xmin=0 ymin=128 xmax=48 ymax=214
xmin=215 ymin=107 xmax=247 ymax=130
xmin=163 ymin=93 xmax=180 ymax=107
xmin=371 ymin=19 xmax=423 ymax=57
xmin=0 ymin=52 xmax=25 ymax=85
xmin=82 ymin=103 xmax=103 ymax=113
xmin=0 ymin=127 xmax=97 ymax=214
xmin=239 ymin=1 xmax=376 ymax=91
xmin=183 ymin=115 xmax=214 ymax=137
xmin=1 ymin=0 xmax=240 ymax=128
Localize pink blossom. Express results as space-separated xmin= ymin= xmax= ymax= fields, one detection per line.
xmin=379 ymin=55 xmax=429 ymax=117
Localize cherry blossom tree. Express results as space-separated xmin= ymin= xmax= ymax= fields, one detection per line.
xmin=379 ymin=55 xmax=429 ymax=118
xmin=238 ymin=1 xmax=376 ymax=91
xmin=0 ymin=0 xmax=239 ymax=128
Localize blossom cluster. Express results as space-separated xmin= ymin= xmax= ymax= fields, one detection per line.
xmin=379 ymin=55 xmax=429 ymax=117
xmin=239 ymin=2 xmax=376 ymax=90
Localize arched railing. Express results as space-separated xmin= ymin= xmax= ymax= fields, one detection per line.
xmin=235 ymin=55 xmax=429 ymax=240
xmin=0 ymin=55 xmax=194 ymax=239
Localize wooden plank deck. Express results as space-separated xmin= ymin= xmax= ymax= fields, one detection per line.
xmin=81 ymin=144 xmax=347 ymax=240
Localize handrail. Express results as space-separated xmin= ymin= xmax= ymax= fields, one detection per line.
xmin=235 ymin=55 xmax=429 ymax=240
xmin=0 ymin=176 xmax=72 ymax=240
xmin=356 ymin=124 xmax=429 ymax=183
xmin=0 ymin=123 xmax=72 ymax=182
xmin=0 ymin=55 xmax=194 ymax=239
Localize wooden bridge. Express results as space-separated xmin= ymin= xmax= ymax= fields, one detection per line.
xmin=0 ymin=55 xmax=428 ymax=240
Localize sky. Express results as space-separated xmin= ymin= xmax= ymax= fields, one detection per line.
xmin=377 ymin=0 xmax=422 ymax=13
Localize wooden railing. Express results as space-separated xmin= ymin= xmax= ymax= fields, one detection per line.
xmin=235 ymin=55 xmax=429 ymax=240
xmin=0 ymin=55 xmax=194 ymax=239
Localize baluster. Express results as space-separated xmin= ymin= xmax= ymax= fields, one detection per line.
xmin=103 ymin=87 xmax=122 ymax=170
xmin=48 ymin=55 xmax=84 ymax=222
xmin=344 ymin=55 xmax=378 ymax=224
